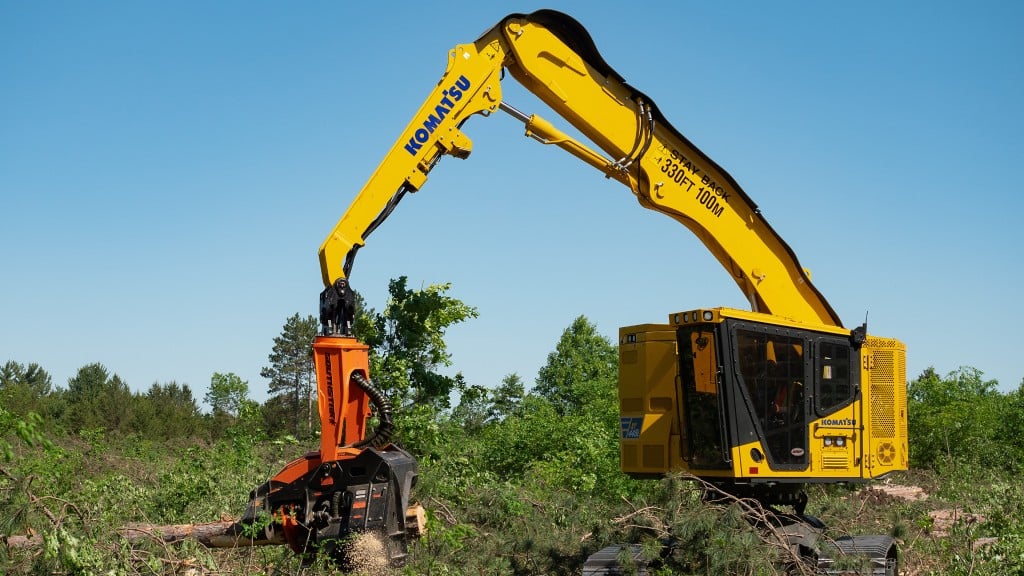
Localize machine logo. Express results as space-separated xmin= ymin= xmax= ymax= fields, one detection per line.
xmin=324 ymin=356 xmax=336 ymax=425
xmin=620 ymin=417 xmax=643 ymax=439
xmin=403 ymin=75 xmax=472 ymax=156
xmin=821 ymin=418 xmax=856 ymax=427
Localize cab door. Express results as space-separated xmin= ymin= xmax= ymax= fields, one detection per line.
xmin=731 ymin=325 xmax=809 ymax=471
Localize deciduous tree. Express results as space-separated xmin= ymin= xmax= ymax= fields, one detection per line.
xmin=534 ymin=315 xmax=617 ymax=416
xmin=204 ymin=373 xmax=250 ymax=418
xmin=908 ymin=366 xmax=1002 ymax=469
xmin=358 ymin=277 xmax=477 ymax=410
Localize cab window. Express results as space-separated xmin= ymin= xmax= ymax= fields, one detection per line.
xmin=815 ymin=340 xmax=853 ymax=414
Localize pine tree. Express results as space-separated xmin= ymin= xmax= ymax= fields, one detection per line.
xmin=260 ymin=313 xmax=318 ymax=436
xmin=64 ymin=363 xmax=133 ymax=434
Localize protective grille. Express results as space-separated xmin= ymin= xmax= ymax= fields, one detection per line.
xmin=871 ymin=350 xmax=896 ymax=439
xmin=822 ymin=455 xmax=849 ymax=470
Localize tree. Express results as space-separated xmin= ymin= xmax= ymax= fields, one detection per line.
xmin=134 ymin=381 xmax=202 ymax=439
xmin=261 ymin=313 xmax=318 ymax=437
xmin=907 ymin=366 xmax=1002 ymax=469
xmin=488 ymin=373 xmax=525 ymax=422
xmin=358 ymin=276 xmax=478 ymax=409
xmin=204 ymin=372 xmax=250 ymax=418
xmin=203 ymin=372 xmax=262 ymax=442
xmin=451 ymin=381 xmax=490 ymax=433
xmin=999 ymin=379 xmax=1024 ymax=468
xmin=474 ymin=317 xmax=629 ymax=496
xmin=0 ymin=361 xmax=55 ymax=418
xmin=64 ymin=363 xmax=134 ymax=434
xmin=534 ymin=315 xmax=617 ymax=416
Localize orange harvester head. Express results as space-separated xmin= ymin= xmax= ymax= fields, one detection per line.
xmin=242 ymin=336 xmax=418 ymax=566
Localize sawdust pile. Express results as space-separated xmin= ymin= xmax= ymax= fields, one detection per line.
xmin=345 ymin=532 xmax=390 ymax=576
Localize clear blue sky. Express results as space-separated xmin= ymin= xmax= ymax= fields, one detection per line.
xmin=2 ymin=1 xmax=1022 ymax=408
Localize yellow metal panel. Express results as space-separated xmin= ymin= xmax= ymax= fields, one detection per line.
xmin=862 ymin=338 xmax=908 ymax=478
xmin=618 ymin=324 xmax=678 ymax=475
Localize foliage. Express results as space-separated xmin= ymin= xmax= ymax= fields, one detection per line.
xmin=907 ymin=366 xmax=1008 ymax=470
xmin=260 ymin=312 xmax=318 ymax=437
xmin=204 ymin=372 xmax=249 ymax=417
xmin=357 ymin=276 xmax=478 ymax=410
xmin=534 ymin=315 xmax=618 ymax=417
xmin=64 ymin=363 xmax=134 ymax=434
xmin=0 ymin=361 xmax=58 ymax=419
xmin=489 ymin=372 xmax=526 ymax=421
xmin=134 ymin=381 xmax=201 ymax=440
xmin=0 ymin=408 xmax=50 ymax=462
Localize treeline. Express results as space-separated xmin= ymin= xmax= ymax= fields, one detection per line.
xmin=0 ymin=276 xmax=490 ymax=448
xmin=1 ymin=360 xmax=205 ymax=440
xmin=0 ymin=358 xmax=325 ymax=444
xmin=0 ymin=360 xmax=311 ymax=443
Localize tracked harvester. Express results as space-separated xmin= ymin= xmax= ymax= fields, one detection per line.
xmin=243 ymin=10 xmax=907 ymax=573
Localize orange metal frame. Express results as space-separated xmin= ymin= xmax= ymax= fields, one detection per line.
xmin=267 ymin=336 xmax=371 ymax=486
xmin=313 ymin=335 xmax=371 ymax=462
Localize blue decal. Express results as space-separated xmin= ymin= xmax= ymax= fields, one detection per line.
xmin=404 ymin=75 xmax=472 ymax=156
xmin=620 ymin=417 xmax=643 ymax=439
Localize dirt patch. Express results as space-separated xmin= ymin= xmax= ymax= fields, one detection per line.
xmin=345 ymin=532 xmax=390 ymax=576
xmin=860 ymin=483 xmax=928 ymax=505
xmin=928 ymin=508 xmax=985 ymax=537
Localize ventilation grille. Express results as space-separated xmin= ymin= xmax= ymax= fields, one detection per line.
xmin=822 ymin=455 xmax=849 ymax=470
xmin=871 ymin=350 xmax=896 ymax=439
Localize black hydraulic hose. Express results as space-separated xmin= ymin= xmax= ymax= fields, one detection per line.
xmin=349 ymin=371 xmax=394 ymax=448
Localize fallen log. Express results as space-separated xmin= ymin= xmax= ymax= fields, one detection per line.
xmin=4 ymin=504 xmax=426 ymax=551
xmin=121 ymin=520 xmax=284 ymax=548
xmin=1 ymin=522 xmax=278 ymax=551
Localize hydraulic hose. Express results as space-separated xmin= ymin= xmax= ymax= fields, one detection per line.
xmin=349 ymin=371 xmax=394 ymax=448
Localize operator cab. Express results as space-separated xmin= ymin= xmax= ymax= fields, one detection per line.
xmin=618 ymin=308 xmax=906 ymax=492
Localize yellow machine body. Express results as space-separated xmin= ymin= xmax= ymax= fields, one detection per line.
xmin=618 ymin=308 xmax=906 ymax=485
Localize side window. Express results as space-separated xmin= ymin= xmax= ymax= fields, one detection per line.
xmin=816 ymin=340 xmax=853 ymax=414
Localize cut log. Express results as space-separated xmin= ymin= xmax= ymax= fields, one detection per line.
xmin=406 ymin=503 xmax=427 ymax=537
xmin=121 ymin=520 xmax=285 ymax=548
xmin=5 ymin=505 xmax=427 ymax=551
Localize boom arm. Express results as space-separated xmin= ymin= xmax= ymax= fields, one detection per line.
xmin=319 ymin=9 xmax=842 ymax=334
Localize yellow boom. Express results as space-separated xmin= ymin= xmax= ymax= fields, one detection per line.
xmin=318 ymin=10 xmax=841 ymax=333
